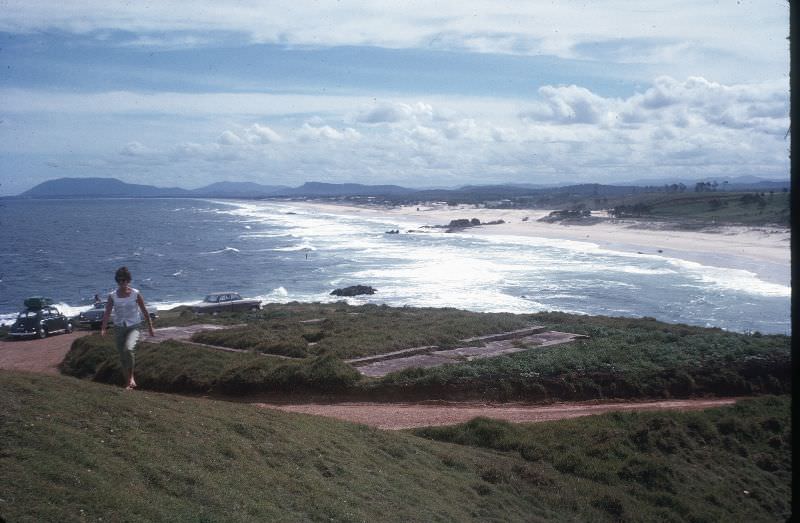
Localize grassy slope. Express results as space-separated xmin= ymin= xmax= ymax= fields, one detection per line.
xmin=1 ymin=372 xmax=791 ymax=522
xmin=520 ymin=190 xmax=790 ymax=227
xmin=415 ymin=396 xmax=792 ymax=521
xmin=375 ymin=312 xmax=791 ymax=400
xmin=60 ymin=307 xmax=791 ymax=401
xmin=625 ymin=191 xmax=790 ymax=226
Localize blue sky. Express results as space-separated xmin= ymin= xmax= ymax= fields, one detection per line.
xmin=0 ymin=1 xmax=790 ymax=195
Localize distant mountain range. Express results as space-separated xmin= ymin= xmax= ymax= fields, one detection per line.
xmin=14 ymin=178 xmax=416 ymax=199
xmin=9 ymin=176 xmax=790 ymax=200
xmin=15 ymin=178 xmax=289 ymax=199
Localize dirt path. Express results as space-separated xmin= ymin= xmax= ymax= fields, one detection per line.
xmin=0 ymin=332 xmax=90 ymax=375
xmin=254 ymin=397 xmax=741 ymax=430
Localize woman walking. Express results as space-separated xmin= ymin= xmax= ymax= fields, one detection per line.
xmin=101 ymin=267 xmax=155 ymax=389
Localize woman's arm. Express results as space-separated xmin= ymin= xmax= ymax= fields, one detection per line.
xmin=100 ymin=298 xmax=113 ymax=336
xmin=137 ymin=293 xmax=156 ymax=336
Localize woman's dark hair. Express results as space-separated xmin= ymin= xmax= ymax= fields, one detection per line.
xmin=115 ymin=266 xmax=132 ymax=283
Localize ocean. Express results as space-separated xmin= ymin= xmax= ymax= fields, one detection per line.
xmin=0 ymin=198 xmax=791 ymax=334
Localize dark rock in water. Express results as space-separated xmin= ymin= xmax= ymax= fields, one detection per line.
xmin=442 ymin=217 xmax=504 ymax=232
xmin=330 ymin=285 xmax=377 ymax=296
xmin=448 ymin=218 xmax=475 ymax=229
xmin=385 ymin=229 xmax=399 ymax=234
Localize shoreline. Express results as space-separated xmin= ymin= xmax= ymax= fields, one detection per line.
xmin=286 ymin=201 xmax=791 ymax=287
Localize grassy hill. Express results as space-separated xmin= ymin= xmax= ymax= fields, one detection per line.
xmin=1 ymin=372 xmax=791 ymax=521
xmin=602 ymin=191 xmax=791 ymax=227
xmin=59 ymin=304 xmax=791 ymax=401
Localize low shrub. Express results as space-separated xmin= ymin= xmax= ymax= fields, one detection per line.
xmin=415 ymin=417 xmax=523 ymax=452
xmin=59 ymin=334 xmax=124 ymax=383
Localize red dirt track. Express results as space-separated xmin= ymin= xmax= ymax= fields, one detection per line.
xmin=254 ymin=398 xmax=740 ymax=430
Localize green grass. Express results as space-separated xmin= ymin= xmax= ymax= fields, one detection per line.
xmin=1 ymin=371 xmax=790 ymax=522
xmin=60 ymin=306 xmax=791 ymax=401
xmin=372 ymin=312 xmax=791 ymax=401
xmin=606 ymin=191 xmax=790 ymax=227
xmin=414 ymin=395 xmax=792 ymax=521
xmin=190 ymin=302 xmax=535 ymax=359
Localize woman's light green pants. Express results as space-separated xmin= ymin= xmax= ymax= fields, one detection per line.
xmin=114 ymin=324 xmax=141 ymax=372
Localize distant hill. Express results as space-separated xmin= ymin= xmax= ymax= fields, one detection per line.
xmin=277 ymin=182 xmax=415 ymax=197
xmin=189 ymin=181 xmax=288 ymax=198
xmin=18 ymin=177 xmax=192 ymax=198
xmin=458 ymin=183 xmax=558 ymax=191
xmin=16 ymin=178 xmax=287 ymax=199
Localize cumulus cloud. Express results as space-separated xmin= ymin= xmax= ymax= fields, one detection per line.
xmin=71 ymin=76 xmax=790 ymax=187
xmin=296 ymin=123 xmax=361 ymax=142
xmin=355 ymin=102 xmax=435 ymax=125
xmin=120 ymin=141 xmax=151 ymax=156
xmin=356 ymin=104 xmax=408 ymax=124
xmin=170 ymin=142 xmax=220 ymax=160
xmin=218 ymin=130 xmax=244 ymax=145
xmin=247 ymin=123 xmax=282 ymax=144
xmin=619 ymin=76 xmax=790 ymax=133
xmin=521 ymin=85 xmax=613 ymax=125
xmin=519 ymin=77 xmax=789 ymax=139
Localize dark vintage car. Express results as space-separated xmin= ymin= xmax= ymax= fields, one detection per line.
xmin=192 ymin=292 xmax=262 ymax=314
xmin=78 ymin=301 xmax=158 ymax=329
xmin=9 ymin=306 xmax=73 ymax=339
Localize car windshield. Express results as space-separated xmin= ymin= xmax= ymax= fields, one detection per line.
xmin=203 ymin=295 xmax=220 ymax=303
xmin=17 ymin=311 xmax=40 ymax=319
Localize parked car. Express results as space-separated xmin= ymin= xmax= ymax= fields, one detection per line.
xmin=9 ymin=306 xmax=73 ymax=339
xmin=78 ymin=301 xmax=158 ymax=329
xmin=192 ymin=292 xmax=262 ymax=314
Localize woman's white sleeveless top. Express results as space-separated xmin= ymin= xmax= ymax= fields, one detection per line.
xmin=110 ymin=288 xmax=142 ymax=327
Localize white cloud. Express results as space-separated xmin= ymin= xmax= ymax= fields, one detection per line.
xmin=170 ymin=142 xmax=218 ymax=159
xmin=296 ymin=124 xmax=361 ymax=142
xmin=247 ymin=124 xmax=282 ymax=144
xmin=218 ymin=130 xmax=244 ymax=145
xmin=356 ymin=104 xmax=408 ymax=124
xmin=522 ymin=85 xmax=613 ymax=125
xmin=408 ymin=125 xmax=443 ymax=144
xmin=120 ymin=141 xmax=150 ymax=156
xmin=355 ymin=102 xmax=436 ymax=125
xmin=3 ymin=76 xmax=789 ymax=189
xmin=620 ymin=76 xmax=790 ymax=134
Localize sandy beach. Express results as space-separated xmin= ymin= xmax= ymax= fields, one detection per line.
xmin=289 ymin=201 xmax=791 ymax=287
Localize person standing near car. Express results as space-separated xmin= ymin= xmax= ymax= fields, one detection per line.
xmin=100 ymin=266 xmax=155 ymax=389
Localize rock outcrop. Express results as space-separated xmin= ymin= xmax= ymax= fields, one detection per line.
xmin=330 ymin=285 xmax=377 ymax=297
